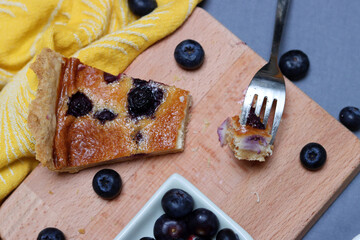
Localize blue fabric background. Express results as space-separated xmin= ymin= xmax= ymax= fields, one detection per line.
xmin=200 ymin=0 xmax=360 ymax=239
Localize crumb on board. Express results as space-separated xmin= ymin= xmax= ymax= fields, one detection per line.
xmin=236 ymin=41 xmax=247 ymax=46
xmin=236 ymin=89 xmax=247 ymax=105
xmin=237 ymin=99 xmax=244 ymax=105
xmin=173 ymin=75 xmax=184 ymax=83
xmin=78 ymin=229 xmax=85 ymax=234
xmin=48 ymin=190 xmax=54 ymax=195
xmin=191 ymin=147 xmax=199 ymax=152
xmin=207 ymin=158 xmax=211 ymax=168
xmin=173 ymin=75 xmax=179 ymax=82
xmin=204 ymin=119 xmax=210 ymax=127
xmin=202 ymin=119 xmax=211 ymax=133
xmin=251 ymin=192 xmax=260 ymax=203
xmin=242 ymin=88 xmax=248 ymax=96
xmin=193 ymin=130 xmax=199 ymax=134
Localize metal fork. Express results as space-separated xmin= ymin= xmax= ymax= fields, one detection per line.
xmin=240 ymin=0 xmax=290 ymax=145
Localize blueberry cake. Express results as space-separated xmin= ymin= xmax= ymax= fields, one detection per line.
xmin=218 ymin=108 xmax=273 ymax=162
xmin=28 ymin=48 xmax=191 ymax=172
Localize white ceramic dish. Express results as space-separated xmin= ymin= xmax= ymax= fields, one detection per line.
xmin=114 ymin=173 xmax=253 ymax=240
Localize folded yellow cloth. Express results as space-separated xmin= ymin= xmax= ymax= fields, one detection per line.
xmin=0 ymin=0 xmax=201 ymax=201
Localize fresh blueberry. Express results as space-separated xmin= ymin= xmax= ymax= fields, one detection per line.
xmin=92 ymin=169 xmax=122 ymax=200
xmin=127 ymin=80 xmax=164 ymax=119
xmin=187 ymin=208 xmax=219 ymax=238
xmin=94 ymin=109 xmax=117 ymax=124
xmin=174 ymin=39 xmax=205 ymax=70
xmin=161 ymin=188 xmax=194 ymax=219
xmin=279 ymin=50 xmax=309 ymax=81
xmin=139 ymin=238 xmax=155 ymax=240
xmin=246 ymin=107 xmax=265 ymax=129
xmin=300 ymin=143 xmax=327 ymax=171
xmin=339 ymin=106 xmax=360 ymax=131
xmin=216 ymin=228 xmax=240 ymax=240
xmin=153 ymin=214 xmax=189 ymax=240
xmin=37 ymin=227 xmax=65 ymax=240
xmin=67 ymin=92 xmax=93 ymax=117
xmin=128 ymin=0 xmax=157 ymax=16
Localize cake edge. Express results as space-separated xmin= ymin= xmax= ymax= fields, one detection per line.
xmin=176 ymin=94 xmax=192 ymax=151
xmin=28 ymin=48 xmax=63 ymax=171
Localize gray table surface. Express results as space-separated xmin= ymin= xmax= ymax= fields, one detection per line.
xmin=199 ymin=0 xmax=360 ymax=239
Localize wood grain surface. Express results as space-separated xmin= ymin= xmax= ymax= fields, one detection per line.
xmin=1 ymin=8 xmax=360 ymax=240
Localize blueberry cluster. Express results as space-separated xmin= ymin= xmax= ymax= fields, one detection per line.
xmin=140 ymin=188 xmax=240 ymax=240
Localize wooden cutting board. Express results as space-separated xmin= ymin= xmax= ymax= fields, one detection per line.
xmin=1 ymin=8 xmax=359 ymax=240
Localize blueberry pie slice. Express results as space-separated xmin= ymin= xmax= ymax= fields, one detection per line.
xmin=28 ymin=48 xmax=191 ymax=172
xmin=218 ymin=108 xmax=273 ymax=162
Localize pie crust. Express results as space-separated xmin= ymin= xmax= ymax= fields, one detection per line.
xmin=28 ymin=49 xmax=192 ymax=172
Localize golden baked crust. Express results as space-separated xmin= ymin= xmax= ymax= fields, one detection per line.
xmin=28 ymin=48 xmax=64 ymax=170
xmin=28 ymin=48 xmax=191 ymax=172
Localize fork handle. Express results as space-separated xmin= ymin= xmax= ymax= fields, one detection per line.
xmin=269 ymin=0 xmax=291 ymax=62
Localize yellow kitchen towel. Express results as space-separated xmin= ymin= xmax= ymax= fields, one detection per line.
xmin=0 ymin=0 xmax=201 ymax=201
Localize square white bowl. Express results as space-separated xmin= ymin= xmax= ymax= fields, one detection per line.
xmin=114 ymin=173 xmax=253 ymax=240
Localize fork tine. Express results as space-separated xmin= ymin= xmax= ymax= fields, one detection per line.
xmin=270 ymin=97 xmax=285 ymax=145
xmin=240 ymin=91 xmax=255 ymax=125
xmin=262 ymin=97 xmax=273 ymax=127
xmin=254 ymin=94 xmax=264 ymax=116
